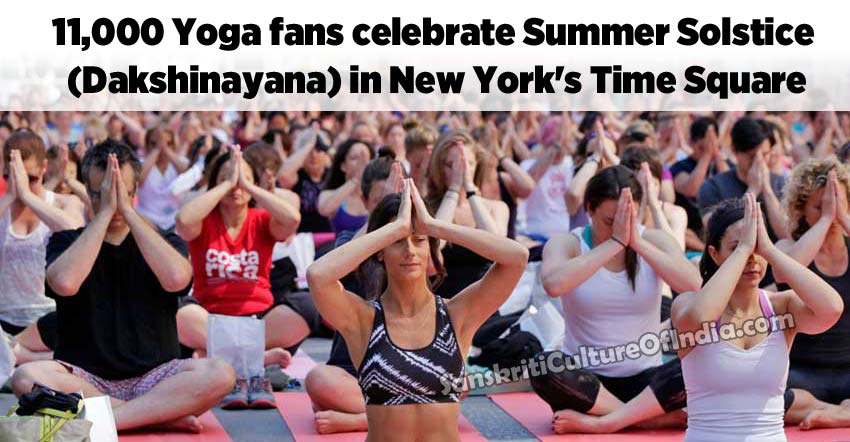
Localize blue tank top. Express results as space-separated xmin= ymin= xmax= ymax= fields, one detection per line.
xmin=331 ymin=202 xmax=367 ymax=234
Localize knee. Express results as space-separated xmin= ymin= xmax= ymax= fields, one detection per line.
xmin=305 ymin=365 xmax=340 ymax=403
xmin=195 ymin=358 xmax=236 ymax=398
xmin=11 ymin=362 xmax=48 ymax=396
xmin=529 ymin=355 xmax=599 ymax=413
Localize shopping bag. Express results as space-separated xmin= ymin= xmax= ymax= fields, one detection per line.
xmin=289 ymin=233 xmax=315 ymax=290
xmin=0 ymin=386 xmax=92 ymax=442
xmin=0 ymin=416 xmax=91 ymax=442
xmin=80 ymin=396 xmax=117 ymax=442
xmin=207 ymin=314 xmax=264 ymax=379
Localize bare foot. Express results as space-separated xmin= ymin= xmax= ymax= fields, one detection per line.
xmin=800 ymin=406 xmax=850 ymax=430
xmin=12 ymin=343 xmax=53 ymax=365
xmin=634 ymin=409 xmax=688 ymax=430
xmin=264 ymin=347 xmax=292 ymax=368
xmin=552 ymin=409 xmax=607 ymax=434
xmin=841 ymin=399 xmax=850 ymax=408
xmin=314 ymin=410 xmax=368 ymax=434
xmin=157 ymin=415 xmax=204 ymax=433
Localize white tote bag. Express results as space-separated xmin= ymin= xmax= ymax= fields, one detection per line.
xmin=81 ymin=396 xmax=118 ymax=442
xmin=0 ymin=332 xmax=14 ymax=388
xmin=207 ymin=314 xmax=265 ymax=379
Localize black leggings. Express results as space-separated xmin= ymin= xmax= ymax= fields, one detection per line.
xmin=788 ymin=365 xmax=850 ymax=405
xmin=530 ymin=351 xmax=686 ymax=414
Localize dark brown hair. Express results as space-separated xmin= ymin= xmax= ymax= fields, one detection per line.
xmin=358 ymin=193 xmax=445 ymax=300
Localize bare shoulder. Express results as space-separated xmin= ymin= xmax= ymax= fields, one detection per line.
xmin=54 ymin=192 xmax=83 ymax=208
xmin=765 ymin=289 xmax=794 ymax=315
xmin=543 ymin=232 xmax=580 ymax=261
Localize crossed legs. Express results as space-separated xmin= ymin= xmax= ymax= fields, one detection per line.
xmin=11 ymin=358 xmax=235 ymax=432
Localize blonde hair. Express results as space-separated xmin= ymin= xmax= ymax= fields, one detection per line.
xmin=783 ymin=157 xmax=850 ymax=240
xmin=425 ymin=130 xmax=487 ymax=212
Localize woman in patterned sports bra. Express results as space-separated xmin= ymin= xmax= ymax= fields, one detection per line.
xmin=308 ymin=179 xmax=528 ymax=442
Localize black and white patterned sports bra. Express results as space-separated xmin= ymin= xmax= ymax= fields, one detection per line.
xmin=357 ymin=295 xmax=466 ymax=405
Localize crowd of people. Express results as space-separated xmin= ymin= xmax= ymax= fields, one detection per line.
xmin=1 ymin=110 xmax=850 ymax=440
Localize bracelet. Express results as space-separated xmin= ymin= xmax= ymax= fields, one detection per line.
xmin=466 ymin=188 xmax=479 ymax=199
xmin=610 ymin=235 xmax=627 ymax=248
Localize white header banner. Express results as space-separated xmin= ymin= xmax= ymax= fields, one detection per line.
xmin=0 ymin=0 xmax=847 ymax=110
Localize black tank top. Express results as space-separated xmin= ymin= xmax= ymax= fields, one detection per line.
xmin=790 ymin=236 xmax=850 ymax=368
xmin=497 ymin=171 xmax=517 ymax=239
xmin=435 ymin=244 xmax=492 ymax=299
xmin=357 ymin=295 xmax=466 ymax=405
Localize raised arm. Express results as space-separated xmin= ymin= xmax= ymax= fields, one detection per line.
xmin=174 ymin=148 xmax=239 ymax=241
xmin=11 ymin=150 xmax=83 ymax=231
xmin=542 ymin=189 xmax=632 ymax=297
xmin=672 ymin=193 xmax=758 ymax=334
xmin=161 ymin=144 xmax=189 ymax=173
xmin=775 ymin=171 xmax=837 ymax=265
xmin=111 ymin=155 xmax=192 ymax=292
xmin=46 ymin=154 xmax=120 ymax=296
xmin=242 ymin=169 xmax=301 ymax=241
xmin=497 ymin=152 xmax=535 ymax=199
xmin=317 ymin=179 xmax=359 ymax=218
xmin=138 ymin=148 xmax=160 ymax=185
xmin=278 ymin=127 xmax=319 ymax=189
xmin=757 ymin=210 xmax=843 ymax=335
xmin=409 ymin=183 xmax=528 ymax=342
xmin=306 ymin=180 xmax=415 ymax=336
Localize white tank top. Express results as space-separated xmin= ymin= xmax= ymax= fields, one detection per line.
xmin=560 ymin=225 xmax=662 ymax=377
xmin=682 ymin=291 xmax=788 ymax=442
xmin=0 ymin=191 xmax=57 ymax=326
xmin=137 ymin=163 xmax=180 ymax=230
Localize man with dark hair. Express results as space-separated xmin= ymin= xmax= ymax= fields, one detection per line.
xmin=697 ymin=117 xmax=788 ymax=240
xmin=670 ymin=116 xmax=730 ymax=246
xmin=11 ymin=139 xmax=235 ymax=433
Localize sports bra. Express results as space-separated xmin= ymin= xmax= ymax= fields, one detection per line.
xmin=357 ymin=295 xmax=466 ymax=405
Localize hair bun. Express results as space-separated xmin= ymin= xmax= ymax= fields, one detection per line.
xmin=377 ymin=146 xmax=397 ymax=159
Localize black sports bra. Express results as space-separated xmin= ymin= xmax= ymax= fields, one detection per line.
xmin=357 ymin=295 xmax=466 ymax=405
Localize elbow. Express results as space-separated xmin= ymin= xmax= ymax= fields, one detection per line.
xmin=540 ymin=272 xmax=565 ymax=298
xmin=515 ymin=184 xmax=534 ymax=199
xmin=306 ymin=264 xmax=325 ymax=290
xmin=824 ymin=294 xmax=845 ymax=327
xmin=47 ymin=272 xmax=79 ymax=297
xmin=163 ymin=263 xmax=193 ymax=293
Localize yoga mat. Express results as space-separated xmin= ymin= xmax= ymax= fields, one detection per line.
xmin=490 ymin=392 xmax=685 ymax=441
xmin=274 ymin=392 xmax=486 ymax=442
xmin=285 ymin=349 xmax=319 ymax=379
xmin=490 ymin=392 xmax=850 ymax=442
xmin=119 ymin=411 xmax=230 ymax=442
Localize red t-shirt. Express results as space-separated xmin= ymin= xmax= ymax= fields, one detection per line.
xmin=189 ymin=208 xmax=276 ymax=315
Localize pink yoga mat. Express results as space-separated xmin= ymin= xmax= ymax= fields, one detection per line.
xmin=119 ymin=411 xmax=230 ymax=442
xmin=490 ymin=392 xmax=850 ymax=442
xmin=274 ymin=392 xmax=486 ymax=442
xmin=284 ymin=349 xmax=319 ymax=379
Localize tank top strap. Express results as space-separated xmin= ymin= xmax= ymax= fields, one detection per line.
xmin=758 ymin=290 xmax=775 ymax=333
xmin=714 ymin=290 xmax=776 ymax=333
